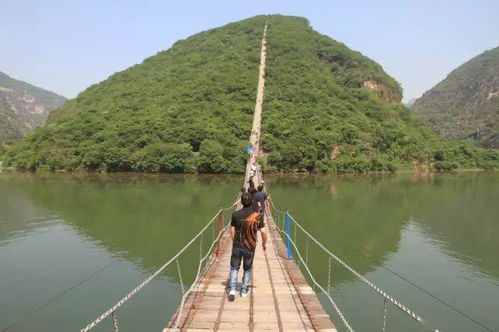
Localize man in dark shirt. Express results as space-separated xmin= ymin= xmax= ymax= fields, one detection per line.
xmin=228 ymin=192 xmax=267 ymax=301
xmin=247 ymin=179 xmax=259 ymax=212
xmin=253 ymin=184 xmax=268 ymax=220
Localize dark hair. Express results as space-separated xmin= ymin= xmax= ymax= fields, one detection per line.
xmin=248 ymin=187 xmax=256 ymax=195
xmin=257 ymin=185 xmax=264 ymax=191
xmin=241 ymin=192 xmax=253 ymax=207
xmin=241 ymin=187 xmax=247 ymax=193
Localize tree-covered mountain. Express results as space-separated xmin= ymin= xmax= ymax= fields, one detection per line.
xmin=0 ymin=71 xmax=66 ymax=144
xmin=411 ymin=47 xmax=499 ymax=148
xmin=2 ymin=15 xmax=497 ymax=172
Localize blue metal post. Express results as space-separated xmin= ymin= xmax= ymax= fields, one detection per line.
xmin=285 ymin=213 xmax=292 ymax=259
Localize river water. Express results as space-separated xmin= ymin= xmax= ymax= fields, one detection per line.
xmin=0 ymin=172 xmax=497 ymax=331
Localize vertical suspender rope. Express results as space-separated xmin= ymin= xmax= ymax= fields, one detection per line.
xmin=176 ymin=258 xmax=185 ymax=298
xmin=111 ymin=311 xmax=119 ymax=332
xmin=305 ymin=237 xmax=309 ymax=265
xmin=199 ymin=236 xmax=203 ymax=262
xmin=381 ymin=297 xmax=388 ymax=332
xmin=327 ymin=256 xmax=332 ymax=294
xmin=285 ymin=212 xmax=292 ymax=260
xmin=216 ymin=209 xmax=224 ymax=257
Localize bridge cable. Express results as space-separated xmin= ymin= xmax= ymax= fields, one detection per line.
xmin=380 ymin=265 xmax=493 ymax=332
xmin=82 ymin=200 xmax=238 ymax=332
xmin=275 ymin=222 xmax=354 ymax=331
xmin=268 ymin=199 xmax=433 ymax=330
xmin=270 ymin=199 xmax=494 ymax=331
xmin=287 ymin=210 xmax=425 ymax=323
xmin=173 ymin=214 xmax=232 ymax=330
xmin=1 ymin=258 xmax=120 ymax=332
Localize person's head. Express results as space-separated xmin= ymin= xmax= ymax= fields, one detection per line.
xmin=241 ymin=192 xmax=253 ymax=207
xmin=249 ymin=187 xmax=257 ymax=194
xmin=257 ymin=185 xmax=264 ymax=192
xmin=241 ymin=187 xmax=247 ymax=193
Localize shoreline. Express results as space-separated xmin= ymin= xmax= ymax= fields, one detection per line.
xmin=0 ymin=164 xmax=494 ymax=177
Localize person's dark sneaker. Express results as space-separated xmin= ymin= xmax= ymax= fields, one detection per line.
xmin=228 ymin=289 xmax=236 ymax=302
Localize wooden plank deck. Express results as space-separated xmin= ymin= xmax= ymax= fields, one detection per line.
xmin=165 ymin=208 xmax=336 ymax=331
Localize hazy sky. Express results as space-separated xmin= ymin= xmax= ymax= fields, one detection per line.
xmin=1 ymin=0 xmax=498 ymax=101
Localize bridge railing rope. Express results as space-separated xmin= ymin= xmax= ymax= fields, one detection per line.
xmin=268 ymin=199 xmax=439 ymax=332
xmin=80 ymin=200 xmax=238 ymax=332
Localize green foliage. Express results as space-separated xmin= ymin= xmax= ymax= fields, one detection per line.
xmin=3 ymin=15 xmax=498 ymax=173
xmin=412 ymin=46 xmax=499 ymax=148
xmin=260 ymin=16 xmax=498 ymax=172
xmin=3 ymin=16 xmax=267 ymax=172
xmin=434 ymin=161 xmax=459 ymax=171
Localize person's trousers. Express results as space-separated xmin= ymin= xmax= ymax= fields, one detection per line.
xmin=229 ymin=243 xmax=255 ymax=293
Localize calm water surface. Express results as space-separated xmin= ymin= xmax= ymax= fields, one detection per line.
xmin=0 ymin=172 xmax=497 ymax=331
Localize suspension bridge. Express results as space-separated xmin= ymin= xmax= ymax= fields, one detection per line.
xmin=79 ymin=23 xmax=437 ymax=332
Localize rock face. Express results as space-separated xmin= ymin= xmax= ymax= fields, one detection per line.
xmin=0 ymin=71 xmax=66 ymax=144
xmin=362 ymin=79 xmax=402 ymax=103
xmin=411 ymin=47 xmax=499 ymax=148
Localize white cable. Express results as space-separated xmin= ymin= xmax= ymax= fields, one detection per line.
xmin=81 ymin=202 xmax=236 ymax=332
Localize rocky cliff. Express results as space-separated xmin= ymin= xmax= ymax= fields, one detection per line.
xmin=0 ymin=71 xmax=66 ymax=144
xmin=411 ymin=47 xmax=499 ymax=148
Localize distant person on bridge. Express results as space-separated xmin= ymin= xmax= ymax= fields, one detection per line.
xmin=245 ymin=144 xmax=254 ymax=156
xmin=235 ymin=187 xmax=247 ymax=206
xmin=247 ymin=178 xmax=259 ymax=212
xmin=228 ymin=192 xmax=267 ymax=301
xmin=254 ymin=184 xmax=268 ymax=220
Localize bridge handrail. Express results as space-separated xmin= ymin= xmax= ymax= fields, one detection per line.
xmin=172 ymin=211 xmax=232 ymax=329
xmin=268 ymin=199 xmax=438 ymax=331
xmin=81 ymin=200 xmax=238 ymax=332
xmin=274 ymin=220 xmax=354 ymax=331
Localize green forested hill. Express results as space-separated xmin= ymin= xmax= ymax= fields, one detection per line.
xmin=3 ymin=15 xmax=497 ymax=172
xmin=4 ymin=17 xmax=266 ymax=172
xmin=412 ymin=47 xmax=499 ymax=148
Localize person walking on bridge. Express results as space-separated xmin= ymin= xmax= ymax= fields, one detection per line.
xmin=228 ymin=192 xmax=267 ymax=301
xmin=254 ymin=184 xmax=268 ymax=221
xmin=247 ymin=178 xmax=259 ymax=212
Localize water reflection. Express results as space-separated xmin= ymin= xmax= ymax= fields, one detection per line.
xmin=1 ymin=172 xmax=498 ymax=331
xmin=1 ymin=173 xmax=242 ymax=279
xmin=267 ymin=174 xmax=412 ymax=286
xmin=413 ymin=173 xmax=499 ymax=279
xmin=266 ymin=172 xmax=499 ymax=283
xmin=0 ymin=179 xmax=55 ymax=244
xmin=4 ymin=172 xmax=497 ymax=283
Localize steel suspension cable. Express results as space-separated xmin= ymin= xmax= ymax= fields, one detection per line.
xmin=275 ymin=225 xmax=354 ymax=331
xmin=380 ymin=265 xmax=493 ymax=331
xmin=2 ymin=258 xmax=120 ymax=332
xmin=173 ymin=220 xmax=231 ymax=330
xmin=82 ymin=199 xmax=238 ymax=332
xmin=287 ymin=213 xmax=425 ymax=323
xmin=267 ymin=202 xmax=433 ymax=329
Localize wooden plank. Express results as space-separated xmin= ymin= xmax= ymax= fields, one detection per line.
xmin=165 ymin=209 xmax=336 ymax=331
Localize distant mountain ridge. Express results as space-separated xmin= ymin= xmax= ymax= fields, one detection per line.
xmin=411 ymin=47 xmax=499 ymax=148
xmin=0 ymin=71 xmax=66 ymax=144
xmin=3 ymin=15 xmax=497 ymax=172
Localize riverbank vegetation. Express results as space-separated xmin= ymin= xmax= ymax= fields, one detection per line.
xmin=2 ymin=15 xmax=497 ymax=173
